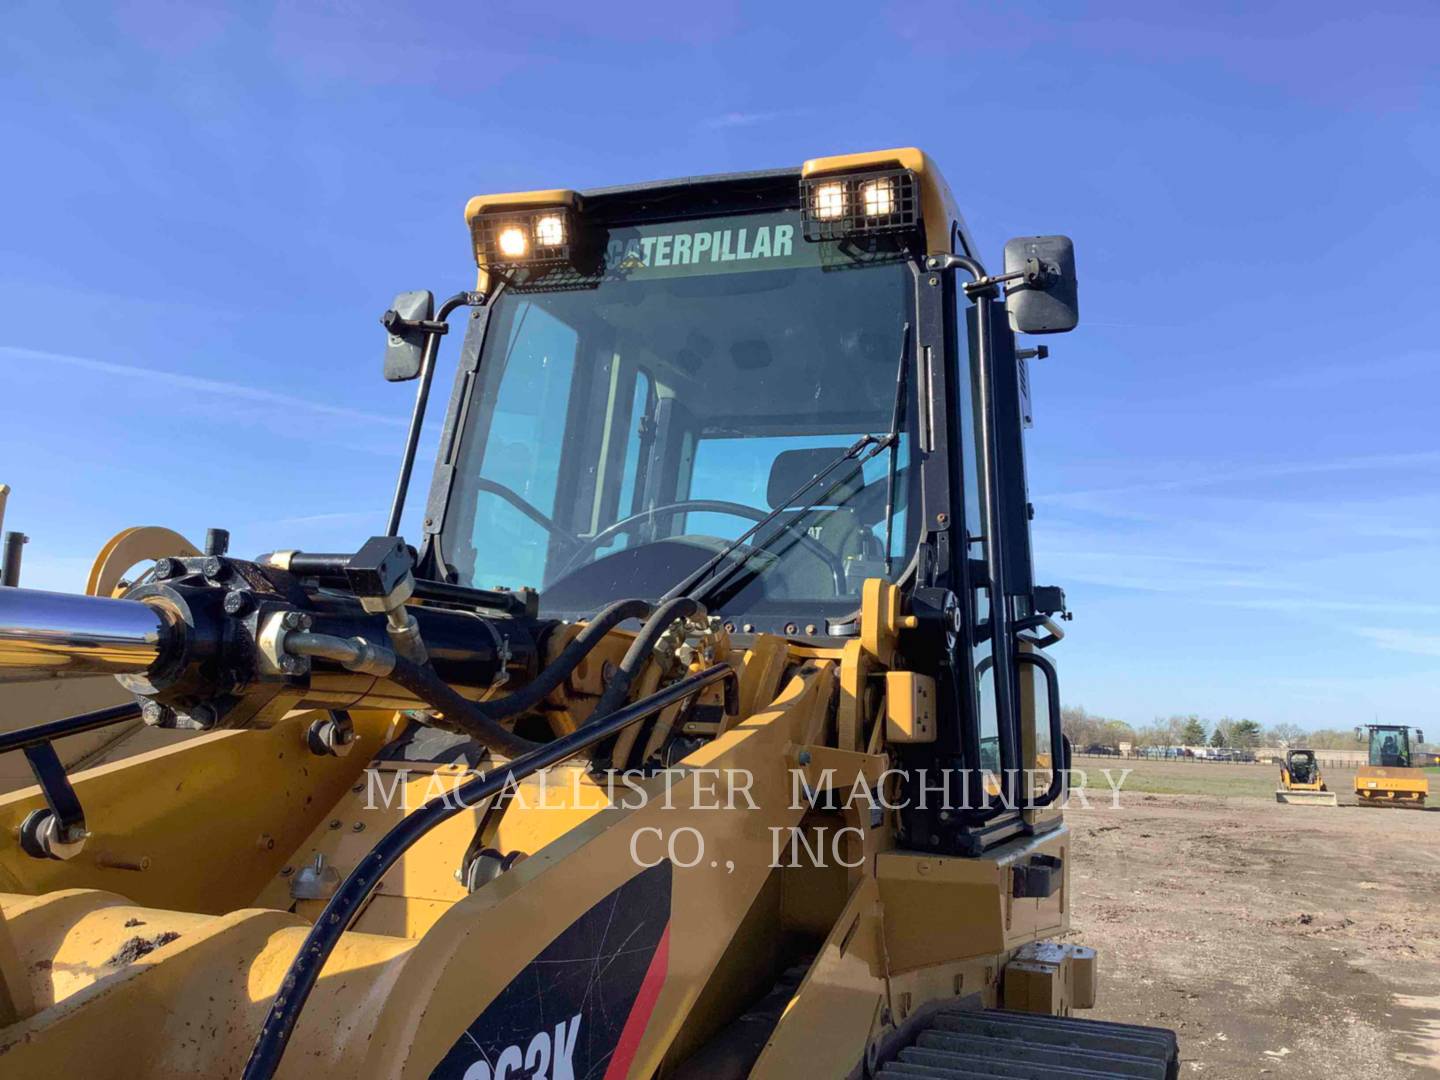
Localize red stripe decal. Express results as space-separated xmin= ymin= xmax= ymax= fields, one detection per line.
xmin=603 ymin=921 xmax=671 ymax=1080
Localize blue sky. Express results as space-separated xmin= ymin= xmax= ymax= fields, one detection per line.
xmin=2 ymin=2 xmax=1437 ymax=730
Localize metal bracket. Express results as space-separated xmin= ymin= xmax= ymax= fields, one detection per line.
xmin=19 ymin=743 xmax=88 ymax=860
xmin=1011 ymin=853 xmax=1063 ymax=898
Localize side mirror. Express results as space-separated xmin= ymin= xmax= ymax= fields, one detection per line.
xmin=1003 ymin=235 xmax=1078 ymax=335
xmin=382 ymin=290 xmax=435 ymax=382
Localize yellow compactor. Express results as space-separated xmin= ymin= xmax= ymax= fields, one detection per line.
xmin=1275 ymin=749 xmax=1337 ymax=807
xmin=1355 ymin=724 xmax=1429 ymax=808
xmin=0 ymin=150 xmax=1181 ymax=1078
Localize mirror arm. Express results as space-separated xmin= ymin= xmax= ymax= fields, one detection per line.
xmin=385 ymin=291 xmax=483 ymax=539
xmin=380 ymin=311 xmax=450 ymax=337
xmin=925 ymin=253 xmax=1047 ymax=298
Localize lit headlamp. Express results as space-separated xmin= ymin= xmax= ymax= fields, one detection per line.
xmin=472 ymin=206 xmax=576 ymax=270
xmin=800 ymin=168 xmax=918 ymax=243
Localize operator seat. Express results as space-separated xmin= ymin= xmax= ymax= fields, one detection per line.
xmin=758 ymin=448 xmax=882 ymax=596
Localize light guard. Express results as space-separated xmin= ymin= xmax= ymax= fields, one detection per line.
xmin=472 ymin=206 xmax=577 ymax=270
xmin=800 ymin=167 xmax=919 ymax=243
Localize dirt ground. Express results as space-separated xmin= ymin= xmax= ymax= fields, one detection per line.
xmin=1065 ymin=758 xmax=1440 ymax=1078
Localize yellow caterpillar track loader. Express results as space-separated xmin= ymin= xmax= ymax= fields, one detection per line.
xmin=0 ymin=148 xmax=1180 ymax=1078
xmin=1354 ymin=723 xmax=1428 ymax=808
xmin=1274 ymin=748 xmax=1337 ymax=807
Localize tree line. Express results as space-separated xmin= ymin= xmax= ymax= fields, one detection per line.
xmin=1059 ymin=706 xmax=1369 ymax=751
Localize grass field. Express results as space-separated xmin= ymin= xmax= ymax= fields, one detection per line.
xmin=1069 ymin=755 xmax=1367 ymax=801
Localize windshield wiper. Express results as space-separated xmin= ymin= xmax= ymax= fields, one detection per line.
xmin=663 ymin=431 xmax=893 ymax=606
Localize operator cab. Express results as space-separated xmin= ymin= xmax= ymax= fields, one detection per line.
xmin=400 ymin=148 xmax=1081 ymax=855
xmin=1368 ymin=725 xmax=1415 ymax=768
xmin=427 ymin=178 xmax=920 ymax=633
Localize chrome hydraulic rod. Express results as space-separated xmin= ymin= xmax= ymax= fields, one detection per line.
xmin=0 ymin=588 xmax=171 ymax=678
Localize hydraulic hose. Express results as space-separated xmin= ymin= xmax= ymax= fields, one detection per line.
xmin=387 ymin=655 xmax=542 ymax=758
xmin=290 ymin=597 xmax=655 ymax=758
xmin=588 ymin=596 xmax=704 ymax=723
xmin=481 ymin=597 xmax=653 ymax=719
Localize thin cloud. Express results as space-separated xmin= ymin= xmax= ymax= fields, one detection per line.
xmin=1036 ymin=450 xmax=1440 ymax=505
xmin=0 ymin=344 xmax=405 ymax=428
xmin=1257 ymin=351 xmax=1439 ymax=392
xmin=1355 ymin=626 xmax=1440 ymax=659
xmin=704 ymin=109 xmax=805 ymax=130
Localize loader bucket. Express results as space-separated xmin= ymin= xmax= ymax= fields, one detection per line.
xmin=1275 ymin=788 xmax=1339 ymax=807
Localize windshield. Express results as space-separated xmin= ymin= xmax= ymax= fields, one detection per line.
xmin=440 ymin=209 xmax=918 ymax=624
xmin=1370 ymin=728 xmax=1411 ymax=767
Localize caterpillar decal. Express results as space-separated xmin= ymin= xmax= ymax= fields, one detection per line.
xmin=430 ymin=860 xmax=673 ymax=1080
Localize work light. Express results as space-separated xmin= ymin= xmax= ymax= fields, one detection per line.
xmin=812 ymin=182 xmax=845 ymax=220
xmin=861 ymin=177 xmax=896 ymax=218
xmin=472 ymin=206 xmax=577 ymax=269
xmin=534 ymin=214 xmax=566 ymax=247
xmin=497 ymin=226 xmax=529 ymax=259
xmin=800 ymin=168 xmax=918 ymax=243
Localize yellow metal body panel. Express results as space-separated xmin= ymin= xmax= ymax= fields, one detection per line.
xmin=376 ymin=663 xmax=838 ymax=1078
xmin=85 ymin=525 xmax=199 ymax=598
xmin=885 ymin=671 xmax=937 ymax=744
xmin=877 ymin=829 xmax=1069 ymax=974
xmin=462 ymin=187 xmax=580 ymax=226
xmin=0 ymin=887 xmax=414 ymax=1076
xmin=0 ymin=709 xmax=396 ymax=912
xmin=1355 ymin=764 xmax=1429 ymax=803
xmin=751 ymin=877 xmax=890 ymax=1078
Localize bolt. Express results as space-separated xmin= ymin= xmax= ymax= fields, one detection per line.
xmin=784 ymin=623 xmax=798 ymax=635
xmin=280 ymin=655 xmax=306 ymax=676
xmin=804 ymin=624 xmax=817 ymax=635
xmin=141 ymin=701 xmax=167 ymax=726
xmin=223 ymin=589 xmax=253 ymax=616
xmin=798 ymin=750 xmax=812 ymax=767
xmin=201 ymin=555 xmax=226 ymax=580
xmin=723 ymin=622 xmax=735 ymax=632
xmin=742 ymin=624 xmax=754 ymax=633
xmin=352 ymin=822 xmax=366 ymax=833
xmin=352 ymin=782 xmax=364 ymax=793
xmin=257 ymin=834 xmax=275 ymax=851
xmin=280 ymin=866 xmax=295 ymax=877
xmin=329 ymin=819 xmax=342 ymax=830
xmin=282 ymin=610 xmax=307 ymax=630
xmin=928 ymin=276 xmax=939 ymax=286
xmin=936 ymin=512 xmax=948 ymax=525
xmin=153 ymin=557 xmax=182 ymax=581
